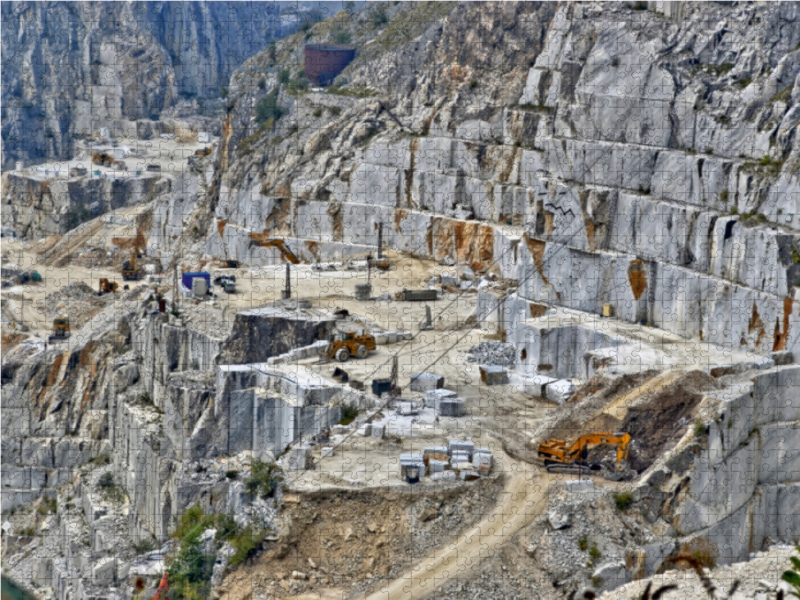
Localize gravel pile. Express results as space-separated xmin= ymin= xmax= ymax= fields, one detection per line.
xmin=467 ymin=341 xmax=517 ymax=367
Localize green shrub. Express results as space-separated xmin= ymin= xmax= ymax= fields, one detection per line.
xmin=693 ymin=419 xmax=706 ymax=437
xmin=781 ymin=545 xmax=800 ymax=598
xmin=333 ymin=29 xmax=352 ymax=45
xmin=469 ymin=79 xmax=477 ymax=89
xmin=613 ymin=491 xmax=635 ymax=512
xmin=339 ymin=404 xmax=359 ymax=426
xmin=371 ymin=8 xmax=389 ymax=27
xmin=589 ymin=543 xmax=602 ymax=560
xmin=245 ymin=461 xmax=280 ymax=499
xmin=313 ymin=107 xmax=323 ymax=118
xmin=328 ymin=105 xmax=342 ymax=117
xmin=133 ymin=537 xmax=157 ymax=554
xmin=256 ymin=90 xmax=285 ymax=124
xmin=225 ymin=470 xmax=239 ymax=480
xmin=578 ymin=537 xmax=588 ymax=551
xmin=277 ymin=68 xmax=291 ymax=85
xmin=228 ymin=525 xmax=264 ymax=567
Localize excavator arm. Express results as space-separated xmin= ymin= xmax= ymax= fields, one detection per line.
xmin=249 ymin=237 xmax=300 ymax=264
xmin=538 ymin=432 xmax=631 ymax=467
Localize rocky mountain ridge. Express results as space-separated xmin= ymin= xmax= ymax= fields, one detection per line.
xmin=1 ymin=0 xmax=285 ymax=168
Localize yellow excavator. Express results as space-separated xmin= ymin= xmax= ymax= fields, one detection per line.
xmin=49 ymin=317 xmax=70 ymax=343
xmin=121 ymin=249 xmax=141 ymax=281
xmin=98 ymin=278 xmax=119 ymax=295
xmin=538 ymin=432 xmax=631 ymax=474
xmin=249 ymin=237 xmax=300 ymax=264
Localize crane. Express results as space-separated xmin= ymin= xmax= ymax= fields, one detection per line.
xmin=537 ymin=432 xmax=631 ymax=474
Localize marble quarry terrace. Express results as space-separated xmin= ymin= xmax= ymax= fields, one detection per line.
xmin=2 ymin=2 xmax=800 ymax=600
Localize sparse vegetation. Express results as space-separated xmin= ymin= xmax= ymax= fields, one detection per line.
xmin=772 ymin=86 xmax=792 ymax=103
xmin=518 ymin=103 xmax=554 ymax=114
xmin=332 ymin=28 xmax=352 ymax=45
xmin=782 ymin=545 xmax=800 ymax=598
xmin=371 ymin=7 xmax=389 ymax=27
xmin=328 ymin=105 xmax=342 ymax=117
xmin=256 ymin=89 xmax=286 ymax=125
xmin=737 ymin=76 xmax=753 ymax=88
xmin=589 ymin=543 xmax=603 ymax=561
xmin=578 ymin=537 xmax=589 ymax=551
xmin=327 ymin=84 xmax=377 ymax=98
xmin=313 ymin=107 xmax=323 ymax=117
xmin=98 ymin=472 xmax=126 ymax=503
xmin=225 ymin=470 xmax=239 ymax=480
xmin=245 ymin=460 xmax=281 ymax=499
xmin=694 ymin=418 xmax=706 ymax=437
xmin=338 ymin=404 xmax=359 ymax=426
xmin=613 ymin=491 xmax=635 ymax=512
xmin=133 ymin=536 xmax=157 ymax=554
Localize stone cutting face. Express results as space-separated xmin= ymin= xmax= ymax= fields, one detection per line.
xmin=3 ymin=2 xmax=800 ymax=600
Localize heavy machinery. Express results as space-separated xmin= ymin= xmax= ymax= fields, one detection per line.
xmin=323 ymin=331 xmax=377 ymax=363
xmin=213 ymin=275 xmax=236 ymax=294
xmin=91 ymin=153 xmax=113 ymax=167
xmin=538 ymin=432 xmax=631 ymax=474
xmin=121 ymin=250 xmax=141 ymax=281
xmin=98 ymin=278 xmax=119 ymax=295
xmin=254 ymin=238 xmax=300 ymax=264
xmin=195 ymin=147 xmax=212 ymax=156
xmin=49 ymin=317 xmax=70 ymax=342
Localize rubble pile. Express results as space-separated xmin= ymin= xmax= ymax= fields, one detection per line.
xmin=45 ymin=281 xmax=113 ymax=329
xmin=467 ymin=342 xmax=517 ymax=367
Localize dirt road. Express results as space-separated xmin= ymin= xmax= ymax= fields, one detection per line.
xmin=359 ymin=461 xmax=548 ymax=600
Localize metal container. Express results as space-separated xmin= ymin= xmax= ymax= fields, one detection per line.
xmin=371 ymin=378 xmax=393 ymax=397
xmin=399 ymin=289 xmax=438 ymax=302
xmin=304 ymin=44 xmax=356 ymax=86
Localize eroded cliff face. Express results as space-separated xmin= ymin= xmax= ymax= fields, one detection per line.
xmin=0 ymin=1 xmax=280 ymax=167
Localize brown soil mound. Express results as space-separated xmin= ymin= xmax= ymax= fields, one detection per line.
xmin=584 ymin=370 xmax=717 ymax=472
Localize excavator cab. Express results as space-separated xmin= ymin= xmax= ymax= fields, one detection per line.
xmin=122 ymin=249 xmax=141 ymax=281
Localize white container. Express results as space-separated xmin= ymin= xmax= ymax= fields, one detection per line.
xmin=191 ymin=277 xmax=208 ymax=297
xmin=198 ymin=132 xmax=209 ymax=144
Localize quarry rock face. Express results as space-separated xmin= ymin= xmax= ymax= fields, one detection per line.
xmin=0 ymin=1 xmax=281 ymax=167
xmin=4 ymin=2 xmax=800 ymax=599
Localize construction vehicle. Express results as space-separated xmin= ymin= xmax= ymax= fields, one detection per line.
xmin=152 ymin=573 xmax=169 ymax=600
xmin=31 ymin=271 xmax=43 ymax=283
xmin=213 ymin=275 xmax=236 ymax=294
xmin=91 ymin=153 xmax=113 ymax=167
xmin=121 ymin=249 xmax=141 ymax=281
xmin=98 ymin=278 xmax=119 ymax=295
xmin=538 ymin=432 xmax=631 ymax=474
xmin=195 ymin=147 xmax=212 ymax=156
xmin=49 ymin=317 xmax=70 ymax=342
xmin=250 ymin=238 xmax=300 ymax=264
xmin=323 ymin=331 xmax=377 ymax=363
